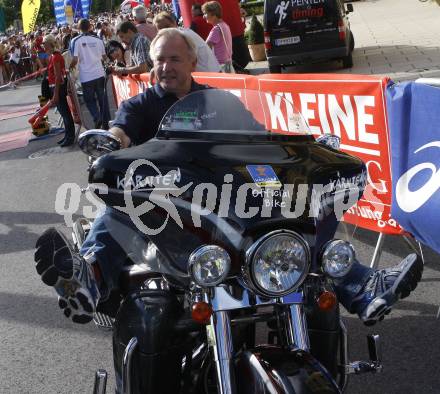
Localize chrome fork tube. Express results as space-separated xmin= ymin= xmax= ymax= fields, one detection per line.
xmin=210 ymin=311 xmax=236 ymax=394
xmin=339 ymin=319 xmax=349 ymax=392
xmin=285 ymin=304 xmax=310 ymax=351
xmin=121 ymin=337 xmax=138 ymax=394
xmin=93 ymin=369 xmax=108 ymax=394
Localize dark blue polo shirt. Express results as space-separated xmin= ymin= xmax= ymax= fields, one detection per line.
xmin=112 ymin=80 xmax=207 ymax=145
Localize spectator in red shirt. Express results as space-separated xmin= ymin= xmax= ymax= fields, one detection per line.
xmin=35 ymin=31 xmax=48 ymax=67
xmin=43 ymin=34 xmax=75 ymax=147
xmin=190 ymin=3 xmax=212 ymax=41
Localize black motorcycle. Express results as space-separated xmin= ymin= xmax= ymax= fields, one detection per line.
xmin=73 ymin=89 xmax=386 ymax=394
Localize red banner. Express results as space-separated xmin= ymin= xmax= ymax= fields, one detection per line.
xmin=111 ymin=73 xmax=402 ymax=235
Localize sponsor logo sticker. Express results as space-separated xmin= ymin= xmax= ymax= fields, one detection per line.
xmin=246 ymin=165 xmax=282 ymax=188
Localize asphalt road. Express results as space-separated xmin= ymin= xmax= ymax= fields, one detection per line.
xmin=0 ymin=80 xmax=439 ymax=394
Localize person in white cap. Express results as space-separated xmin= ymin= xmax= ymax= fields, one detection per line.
xmin=132 ymin=5 xmax=157 ymax=42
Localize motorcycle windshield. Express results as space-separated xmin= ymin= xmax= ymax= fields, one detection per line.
xmin=156 ymin=88 xmax=313 ymax=139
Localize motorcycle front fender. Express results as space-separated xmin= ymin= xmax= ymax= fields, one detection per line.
xmin=235 ymin=345 xmax=341 ymax=394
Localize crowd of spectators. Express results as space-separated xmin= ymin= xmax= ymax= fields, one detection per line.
xmin=0 ymin=4 xmax=162 ymax=85
xmin=0 ymin=0 xmax=242 ymax=87
xmin=0 ymin=1 xmax=243 ymax=148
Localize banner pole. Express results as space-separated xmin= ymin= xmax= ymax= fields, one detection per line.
xmin=370 ymin=232 xmax=385 ymax=269
xmin=402 ymin=236 xmax=425 ymax=264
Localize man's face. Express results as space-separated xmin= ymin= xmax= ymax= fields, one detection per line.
xmin=117 ymin=30 xmax=134 ymax=45
xmin=153 ymin=35 xmax=196 ymax=97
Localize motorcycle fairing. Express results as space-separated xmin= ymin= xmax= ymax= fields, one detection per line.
xmin=89 ymin=136 xmax=365 ymax=277
xmin=112 ymin=289 xmax=191 ymax=394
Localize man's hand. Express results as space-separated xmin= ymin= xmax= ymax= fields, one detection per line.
xmin=112 ymin=66 xmax=127 ymax=76
xmin=110 ymin=126 xmax=131 ymax=149
xmin=113 ymin=63 xmax=149 ymax=76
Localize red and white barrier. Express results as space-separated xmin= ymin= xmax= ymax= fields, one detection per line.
xmin=0 ymin=67 xmax=47 ymax=91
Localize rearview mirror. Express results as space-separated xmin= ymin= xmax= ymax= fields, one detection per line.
xmin=316 ymin=134 xmax=341 ymax=150
xmin=346 ymin=3 xmax=354 ymax=13
xmin=78 ymin=129 xmax=121 ymax=158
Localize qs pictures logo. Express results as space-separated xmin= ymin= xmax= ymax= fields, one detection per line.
xmin=396 ymin=141 xmax=440 ymax=213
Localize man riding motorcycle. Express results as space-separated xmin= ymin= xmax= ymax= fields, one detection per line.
xmin=34 ymin=28 xmax=423 ymax=327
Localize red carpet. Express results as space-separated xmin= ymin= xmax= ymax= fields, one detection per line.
xmin=0 ymin=104 xmax=39 ymax=121
xmin=0 ymin=130 xmax=33 ymax=153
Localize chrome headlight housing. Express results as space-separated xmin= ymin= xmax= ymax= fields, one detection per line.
xmin=189 ymin=245 xmax=231 ymax=287
xmin=321 ymin=240 xmax=355 ymax=278
xmin=244 ymin=230 xmax=310 ymax=297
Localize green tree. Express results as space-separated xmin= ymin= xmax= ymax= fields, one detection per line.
xmin=36 ymin=0 xmax=55 ymax=25
xmin=0 ymin=0 xmax=54 ymax=30
xmin=0 ymin=0 xmax=18 ymax=28
xmin=91 ymin=0 xmax=123 ymax=14
xmin=91 ymin=0 xmax=106 ymax=14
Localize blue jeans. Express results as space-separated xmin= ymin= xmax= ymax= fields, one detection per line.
xmin=81 ymin=76 xmax=110 ymax=129
xmin=80 ymin=208 xmax=374 ymax=311
xmin=50 ymin=83 xmax=75 ymax=142
xmin=80 ymin=207 xmax=133 ymax=299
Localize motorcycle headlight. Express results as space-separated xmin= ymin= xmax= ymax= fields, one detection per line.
xmin=245 ymin=231 xmax=310 ymax=297
xmin=189 ymin=245 xmax=231 ymax=287
xmin=321 ymin=240 xmax=355 ymax=278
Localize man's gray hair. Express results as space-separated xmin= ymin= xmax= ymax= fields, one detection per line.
xmin=132 ymin=5 xmax=147 ymax=21
xmin=149 ymin=28 xmax=197 ymax=62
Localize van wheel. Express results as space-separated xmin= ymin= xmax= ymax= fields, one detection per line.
xmin=342 ymin=53 xmax=353 ymax=68
xmin=349 ymin=31 xmax=355 ymax=52
xmin=269 ymin=64 xmax=282 ymax=73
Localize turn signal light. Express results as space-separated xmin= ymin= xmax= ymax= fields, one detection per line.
xmin=191 ymin=302 xmax=213 ymax=324
xmin=317 ymin=291 xmax=337 ymax=311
